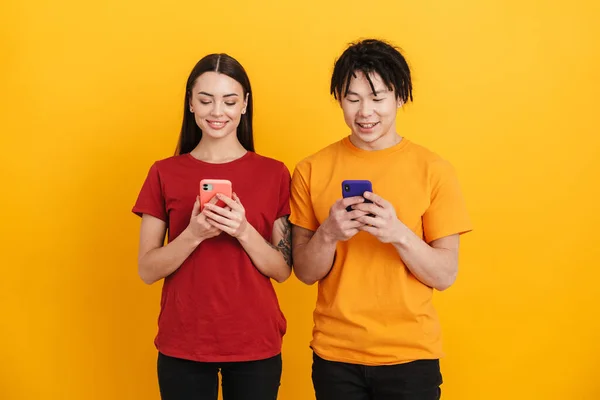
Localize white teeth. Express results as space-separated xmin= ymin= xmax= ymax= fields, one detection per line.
xmin=359 ymin=123 xmax=376 ymax=128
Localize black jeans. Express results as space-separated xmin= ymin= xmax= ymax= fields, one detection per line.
xmin=157 ymin=352 xmax=282 ymax=400
xmin=312 ymin=353 xmax=442 ymax=400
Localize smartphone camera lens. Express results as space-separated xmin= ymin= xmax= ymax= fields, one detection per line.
xmin=344 ymin=185 xmax=350 ymax=192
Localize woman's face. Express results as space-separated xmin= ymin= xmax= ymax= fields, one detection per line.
xmin=189 ymin=71 xmax=248 ymax=141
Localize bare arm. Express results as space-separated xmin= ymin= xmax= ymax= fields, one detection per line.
xmin=291 ymin=225 xmax=335 ymax=285
xmin=391 ymin=233 xmax=459 ymax=290
xmin=237 ymin=216 xmax=292 ymax=283
xmin=137 ymin=197 xmax=221 ymax=285
xmin=203 ymin=193 xmax=292 ymax=283
xmin=291 ymin=196 xmax=368 ymax=285
xmin=355 ymin=191 xmax=460 ymax=291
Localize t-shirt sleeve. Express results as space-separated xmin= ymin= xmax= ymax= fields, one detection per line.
xmin=132 ymin=162 xmax=167 ymax=222
xmin=276 ymin=163 xmax=292 ymax=219
xmin=289 ymin=161 xmax=320 ymax=231
xmin=422 ymin=159 xmax=472 ymax=243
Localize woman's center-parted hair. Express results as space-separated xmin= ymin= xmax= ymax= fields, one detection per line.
xmin=175 ymin=53 xmax=254 ymax=155
xmin=330 ymin=39 xmax=413 ymax=104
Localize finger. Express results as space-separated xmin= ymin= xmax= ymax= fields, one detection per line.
xmin=206 ymin=221 xmax=222 ymax=233
xmin=345 ymin=220 xmax=365 ymax=230
xmin=203 ymin=203 xmax=237 ymax=219
xmin=216 ymin=193 xmax=239 ymax=210
xmin=232 ymin=192 xmax=242 ymax=205
xmin=346 ymin=209 xmax=369 ymax=220
xmin=198 ymin=216 xmax=215 ymax=229
xmin=340 ymin=196 xmax=366 ymax=209
xmin=207 ymin=219 xmax=235 ymax=235
xmin=356 ymin=215 xmax=382 ymax=227
xmin=208 ymin=195 xmax=220 ymax=205
xmin=344 ymin=228 xmax=360 ymax=238
xmin=359 ymin=225 xmax=378 ymax=235
xmin=352 ymin=203 xmax=383 ymax=216
xmin=203 ymin=209 xmax=237 ymax=228
xmin=192 ymin=196 xmax=201 ymax=217
xmin=363 ymin=191 xmax=389 ymax=208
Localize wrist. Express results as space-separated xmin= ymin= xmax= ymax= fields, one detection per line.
xmin=182 ymin=226 xmax=203 ymax=247
xmin=391 ymin=219 xmax=411 ymax=248
xmin=236 ymin=222 xmax=253 ymax=243
xmin=316 ymin=224 xmax=337 ymax=246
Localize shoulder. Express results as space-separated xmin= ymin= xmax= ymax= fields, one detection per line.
xmin=249 ymin=152 xmax=288 ymax=170
xmin=294 ymin=139 xmax=344 ymax=172
xmin=405 ymin=140 xmax=454 ymax=170
xmin=152 ymin=154 xmax=189 ymax=170
xmin=140 ymin=155 xmax=188 ymax=182
xmin=405 ymin=140 xmax=445 ymax=163
xmin=247 ymin=153 xmax=291 ymax=181
xmin=404 ymin=140 xmax=458 ymax=187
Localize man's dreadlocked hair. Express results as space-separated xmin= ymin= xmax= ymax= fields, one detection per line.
xmin=330 ymin=39 xmax=413 ymax=103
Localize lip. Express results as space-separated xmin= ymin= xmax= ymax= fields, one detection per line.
xmin=206 ymin=120 xmax=229 ymax=130
xmin=356 ymin=121 xmax=380 ymax=133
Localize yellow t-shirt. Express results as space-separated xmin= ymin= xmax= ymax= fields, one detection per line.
xmin=290 ymin=136 xmax=472 ymax=365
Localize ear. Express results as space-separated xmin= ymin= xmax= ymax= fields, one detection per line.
xmin=397 ymin=99 xmax=404 ymax=108
xmin=242 ymin=92 xmax=249 ymax=114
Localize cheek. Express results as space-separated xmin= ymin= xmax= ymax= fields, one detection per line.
xmin=194 ymin=104 xmax=211 ymax=117
xmin=226 ymin=108 xmax=243 ymax=120
xmin=377 ymin=104 xmax=396 ymax=119
xmin=194 ymin=114 xmax=206 ymax=128
xmin=342 ymin=106 xmax=356 ymax=123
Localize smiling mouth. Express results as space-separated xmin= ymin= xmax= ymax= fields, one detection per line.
xmin=357 ymin=122 xmax=379 ymax=129
xmin=206 ymin=120 xmax=228 ymax=128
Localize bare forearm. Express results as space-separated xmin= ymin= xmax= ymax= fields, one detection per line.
xmin=293 ymin=226 xmax=337 ymax=285
xmin=237 ymin=225 xmax=291 ymax=283
xmin=138 ymin=228 xmax=201 ymax=285
xmin=392 ymin=229 xmax=458 ymax=291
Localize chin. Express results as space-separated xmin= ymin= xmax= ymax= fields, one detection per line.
xmin=203 ymin=129 xmax=235 ymax=140
xmin=354 ymin=132 xmax=384 ymax=143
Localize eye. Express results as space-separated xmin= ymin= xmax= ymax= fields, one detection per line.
xmin=373 ymin=98 xmax=385 ymax=103
xmin=347 ymin=99 xmax=359 ymax=103
xmin=200 ymin=100 xmax=211 ymax=105
xmin=225 ymin=102 xmax=236 ymax=106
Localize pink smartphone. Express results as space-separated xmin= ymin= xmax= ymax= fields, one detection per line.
xmin=200 ymin=179 xmax=232 ymax=209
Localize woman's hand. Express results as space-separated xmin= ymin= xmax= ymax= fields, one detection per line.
xmin=202 ymin=193 xmax=250 ymax=240
xmin=186 ymin=196 xmax=222 ymax=241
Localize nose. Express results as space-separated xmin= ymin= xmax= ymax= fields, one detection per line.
xmin=358 ymin=101 xmax=373 ymax=118
xmin=211 ymin=102 xmax=224 ymax=117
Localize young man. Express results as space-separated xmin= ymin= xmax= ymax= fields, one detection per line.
xmin=290 ymin=39 xmax=473 ymax=400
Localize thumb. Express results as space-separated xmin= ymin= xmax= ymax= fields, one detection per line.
xmin=191 ymin=196 xmax=201 ymax=217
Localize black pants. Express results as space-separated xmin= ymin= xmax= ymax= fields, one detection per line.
xmin=312 ymin=353 xmax=442 ymax=400
xmin=157 ymin=352 xmax=282 ymax=400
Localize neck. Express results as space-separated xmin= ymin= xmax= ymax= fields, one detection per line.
xmin=191 ymin=135 xmax=248 ymax=163
xmin=350 ymin=132 xmax=402 ymax=151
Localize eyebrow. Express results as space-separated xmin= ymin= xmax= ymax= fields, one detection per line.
xmin=346 ymin=90 xmax=388 ymax=96
xmin=197 ymin=91 xmax=239 ymax=98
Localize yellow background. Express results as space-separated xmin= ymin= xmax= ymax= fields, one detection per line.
xmin=2 ymin=0 xmax=599 ymax=399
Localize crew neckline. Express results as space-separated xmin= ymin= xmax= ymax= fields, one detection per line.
xmin=341 ymin=136 xmax=410 ymax=159
xmin=185 ymin=151 xmax=253 ymax=166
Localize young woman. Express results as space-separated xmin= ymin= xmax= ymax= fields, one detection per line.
xmin=133 ymin=53 xmax=292 ymax=400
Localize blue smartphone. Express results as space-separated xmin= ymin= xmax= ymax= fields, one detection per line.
xmin=342 ymin=180 xmax=373 ymax=211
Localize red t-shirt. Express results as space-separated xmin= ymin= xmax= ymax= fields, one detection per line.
xmin=132 ymin=151 xmax=291 ymax=362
